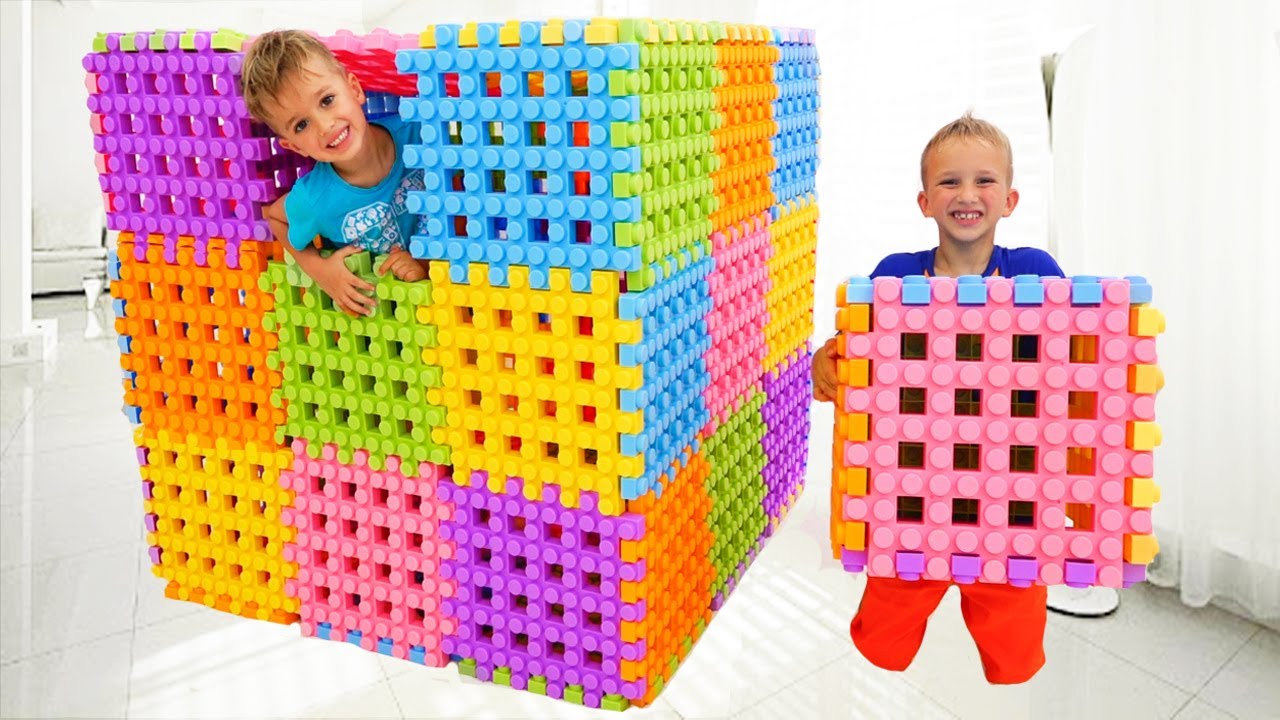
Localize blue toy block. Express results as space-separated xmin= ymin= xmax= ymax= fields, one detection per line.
xmin=956 ymin=275 xmax=988 ymax=305
xmin=107 ymin=250 xmax=122 ymax=281
xmin=376 ymin=637 xmax=395 ymax=656
xmin=409 ymin=645 xmax=427 ymax=665
xmin=316 ymin=622 xmax=333 ymax=641
xmin=1013 ymin=274 xmax=1045 ymax=305
xmin=1070 ymin=275 xmax=1103 ymax=305
xmin=901 ymin=275 xmax=930 ymax=305
xmin=117 ymin=336 xmax=132 ymax=354
xmin=112 ymin=298 xmax=127 ymax=318
xmin=1126 ymin=275 xmax=1153 ymax=304
xmin=346 ymin=629 xmax=363 ymax=647
xmin=844 ymin=277 xmax=873 ymax=304
xmin=122 ymin=405 xmax=142 ymax=424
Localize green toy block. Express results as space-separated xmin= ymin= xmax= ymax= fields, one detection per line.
xmin=527 ymin=675 xmax=547 ymax=695
xmin=92 ymin=33 xmax=109 ymax=53
xmin=601 ymin=695 xmax=629 ymax=712
xmin=458 ymin=658 xmax=477 ymax=677
xmin=564 ymin=685 xmax=585 ymax=705
xmin=494 ymin=667 xmax=512 ymax=686
xmin=120 ymin=33 xmax=137 ymax=52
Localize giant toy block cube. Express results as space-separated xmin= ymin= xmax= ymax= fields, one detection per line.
xmin=93 ymin=19 xmax=820 ymax=711
xmin=831 ymin=274 xmax=1165 ymax=589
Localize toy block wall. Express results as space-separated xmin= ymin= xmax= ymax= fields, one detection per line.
xmin=93 ymin=19 xmax=820 ymax=711
xmin=831 ymin=275 xmax=1164 ymax=589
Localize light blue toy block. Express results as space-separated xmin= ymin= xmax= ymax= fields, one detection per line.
xmin=409 ymin=645 xmax=426 ymax=664
xmin=376 ymin=637 xmax=395 ymax=656
xmin=108 ymin=250 xmax=122 ymax=281
xmin=1013 ymin=274 xmax=1045 ymax=305
xmin=117 ymin=336 xmax=132 ymax=354
xmin=112 ymin=298 xmax=127 ymax=318
xmin=957 ymin=275 xmax=988 ymax=305
xmin=1126 ymin=275 xmax=1153 ymax=304
xmin=901 ymin=275 xmax=930 ymax=305
xmin=346 ymin=629 xmax=363 ymax=647
xmin=843 ymin=277 xmax=873 ymax=304
xmin=316 ymin=622 xmax=332 ymax=641
xmin=1070 ymin=275 xmax=1103 ymax=305
xmin=123 ymin=405 xmax=142 ymax=424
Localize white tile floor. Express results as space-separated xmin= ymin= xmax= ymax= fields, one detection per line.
xmin=1 ymin=294 xmax=1277 ymax=720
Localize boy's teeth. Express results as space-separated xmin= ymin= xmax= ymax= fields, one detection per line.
xmin=328 ymin=128 xmax=348 ymax=147
xmin=954 ymin=212 xmax=980 ymax=220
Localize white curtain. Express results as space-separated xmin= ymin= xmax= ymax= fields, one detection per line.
xmin=752 ymin=0 xmax=1279 ymax=620
xmin=1049 ymin=0 xmax=1280 ymax=620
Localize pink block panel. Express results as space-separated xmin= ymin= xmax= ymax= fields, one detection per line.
xmin=838 ymin=276 xmax=1158 ymax=588
xmin=280 ymin=439 xmax=457 ymax=665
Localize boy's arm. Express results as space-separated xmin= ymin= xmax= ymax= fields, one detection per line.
xmin=376 ymin=247 xmax=428 ymax=283
xmin=265 ymin=196 xmax=378 ymax=316
xmin=812 ymin=336 xmax=840 ymax=402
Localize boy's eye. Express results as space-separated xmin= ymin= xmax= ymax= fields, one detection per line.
xmin=321 ymin=95 xmax=335 ymax=107
xmin=940 ymin=179 xmax=958 ymax=186
xmin=293 ymin=119 xmax=308 ymax=134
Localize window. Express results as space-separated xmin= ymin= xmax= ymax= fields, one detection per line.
xmin=1011 ymin=389 xmax=1038 ymax=417
xmin=953 ymin=443 xmax=981 ymax=471
xmin=1013 ymin=334 xmax=1040 ymax=362
xmin=898 ymin=442 xmax=925 ymax=468
xmin=897 ymin=496 xmax=924 ymax=522
xmin=1010 ymin=445 xmax=1037 ymax=472
xmin=1009 ymin=501 xmax=1037 ymax=527
xmin=1068 ymin=391 xmax=1097 ymax=419
xmin=952 ymin=498 xmax=979 ymax=525
xmin=1070 ymin=335 xmax=1099 ymax=363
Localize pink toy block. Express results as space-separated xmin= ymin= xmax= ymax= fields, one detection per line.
xmin=832 ymin=275 xmax=1164 ymax=589
xmin=703 ymin=214 xmax=771 ymax=430
xmin=280 ymin=439 xmax=458 ymax=665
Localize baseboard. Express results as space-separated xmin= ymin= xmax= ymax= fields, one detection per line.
xmin=33 ymin=246 xmax=108 ymax=295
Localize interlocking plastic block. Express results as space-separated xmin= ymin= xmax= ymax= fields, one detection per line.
xmin=313 ymin=29 xmax=420 ymax=96
xmin=263 ymin=252 xmax=448 ymax=470
xmin=83 ymin=32 xmax=313 ymax=245
xmin=833 ymin=275 xmax=1164 ymax=588
xmin=761 ymin=350 xmax=812 ymax=529
xmin=710 ymin=28 xmax=780 ymax=233
xmin=764 ymin=194 xmax=817 ymax=371
xmin=138 ymin=427 xmax=298 ymax=622
xmin=110 ymin=233 xmax=284 ymax=444
xmin=280 ymin=439 xmax=456 ymax=665
xmin=705 ymin=393 xmax=767 ymax=603
xmin=703 ymin=215 xmax=770 ymax=429
xmin=396 ymin=19 xmax=718 ymax=292
xmin=768 ymin=28 xmax=820 ymax=207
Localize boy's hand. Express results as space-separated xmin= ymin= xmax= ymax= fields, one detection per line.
xmin=315 ymin=246 xmax=378 ymax=317
xmin=377 ymin=248 xmax=428 ymax=282
xmin=812 ymin=336 xmax=841 ymax=403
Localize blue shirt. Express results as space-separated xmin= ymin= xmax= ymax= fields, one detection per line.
xmin=870 ymin=246 xmax=1064 ymax=279
xmin=283 ymin=115 xmax=423 ymax=253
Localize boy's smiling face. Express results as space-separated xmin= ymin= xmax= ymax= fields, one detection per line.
xmin=918 ymin=137 xmax=1019 ymax=247
xmin=264 ymin=56 xmax=368 ymax=165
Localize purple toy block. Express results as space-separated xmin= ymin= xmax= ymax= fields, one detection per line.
xmin=842 ymin=549 xmax=868 ymax=573
xmin=1122 ymin=562 xmax=1147 ymax=588
xmin=141 ymin=480 xmax=154 ymax=500
xmin=1064 ymin=559 xmax=1097 ymax=588
xmin=148 ymin=546 xmax=163 ymax=565
xmin=136 ymin=446 xmax=149 ymax=466
xmin=1007 ymin=557 xmax=1038 ymax=588
xmin=144 ymin=513 xmax=159 ymax=532
xmin=895 ymin=551 xmax=924 ymax=580
xmin=951 ymin=553 xmax=981 ymax=584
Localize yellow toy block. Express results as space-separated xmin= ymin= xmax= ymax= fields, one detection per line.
xmin=841 ymin=521 xmax=867 ymax=551
xmin=1124 ymin=534 xmax=1160 ymax=564
xmin=499 ymin=20 xmax=522 ymax=46
xmin=420 ymin=261 xmax=645 ymax=515
xmin=837 ymin=466 xmax=868 ymax=496
xmin=458 ymin=23 xmax=479 ymax=47
xmin=1128 ymin=364 xmax=1165 ymax=394
xmin=418 ymin=25 xmax=436 ymax=49
xmin=836 ymin=412 xmax=869 ymax=442
xmin=1126 ymin=477 xmax=1162 ymax=507
xmin=836 ymin=304 xmax=870 ymax=333
xmin=1127 ymin=421 xmax=1163 ymax=451
xmin=541 ymin=19 xmax=564 ymax=46
xmin=1130 ymin=306 xmax=1166 ymax=337
xmin=838 ymin=358 xmax=870 ymax=387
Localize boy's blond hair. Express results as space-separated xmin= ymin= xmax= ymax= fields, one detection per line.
xmin=920 ymin=111 xmax=1014 ymax=186
xmin=241 ymin=30 xmax=346 ymax=127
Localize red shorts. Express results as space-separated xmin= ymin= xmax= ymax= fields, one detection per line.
xmin=850 ymin=576 xmax=1047 ymax=684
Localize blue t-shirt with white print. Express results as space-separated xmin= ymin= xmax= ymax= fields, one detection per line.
xmin=283 ymin=114 xmax=423 ymax=253
xmin=870 ymin=246 xmax=1064 ymax=279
